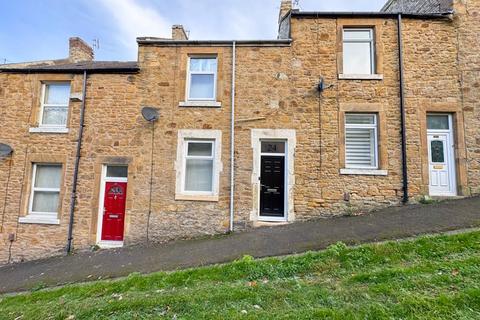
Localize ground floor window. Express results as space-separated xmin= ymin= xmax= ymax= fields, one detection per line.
xmin=184 ymin=140 xmax=215 ymax=192
xmin=30 ymin=164 xmax=62 ymax=215
xmin=345 ymin=113 xmax=378 ymax=169
xmin=19 ymin=163 xmax=63 ymax=224
xmin=175 ymin=130 xmax=222 ymax=201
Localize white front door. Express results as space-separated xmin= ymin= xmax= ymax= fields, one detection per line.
xmin=427 ymin=114 xmax=456 ymax=196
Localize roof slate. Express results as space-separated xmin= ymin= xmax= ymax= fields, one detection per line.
xmin=0 ymin=61 xmax=139 ymax=73
xmin=381 ymin=0 xmax=453 ymax=13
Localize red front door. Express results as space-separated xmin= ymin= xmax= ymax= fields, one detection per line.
xmin=101 ymin=182 xmax=127 ymax=241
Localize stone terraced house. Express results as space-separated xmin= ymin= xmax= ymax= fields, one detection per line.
xmin=0 ymin=0 xmax=478 ymax=263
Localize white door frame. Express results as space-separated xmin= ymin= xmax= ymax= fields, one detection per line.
xmin=258 ymin=140 xmax=288 ymax=222
xmin=96 ymin=165 xmax=128 ymax=248
xmin=250 ymin=129 xmax=296 ymax=223
xmin=427 ymin=114 xmax=457 ymax=196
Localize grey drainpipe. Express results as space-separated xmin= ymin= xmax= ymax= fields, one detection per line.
xmin=229 ymin=41 xmax=236 ymax=232
xmin=66 ymin=70 xmax=88 ymax=253
xmin=397 ymin=13 xmax=409 ymax=204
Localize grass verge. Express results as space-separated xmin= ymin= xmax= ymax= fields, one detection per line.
xmin=1 ymin=230 xmax=480 ymax=319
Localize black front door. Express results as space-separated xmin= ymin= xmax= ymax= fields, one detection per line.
xmin=260 ymin=156 xmax=285 ymax=217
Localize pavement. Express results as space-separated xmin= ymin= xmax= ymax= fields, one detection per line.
xmin=1 ymin=196 xmax=479 ymax=294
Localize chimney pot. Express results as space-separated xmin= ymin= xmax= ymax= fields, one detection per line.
xmin=69 ymin=37 xmax=94 ymax=63
xmin=172 ymin=25 xmax=189 ymax=40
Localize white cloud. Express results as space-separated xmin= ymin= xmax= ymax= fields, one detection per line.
xmin=96 ymin=0 xmax=170 ymax=55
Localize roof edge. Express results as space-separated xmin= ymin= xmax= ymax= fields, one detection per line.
xmin=0 ymin=61 xmax=139 ymax=74
xmin=136 ymin=39 xmax=292 ymax=47
xmin=291 ymin=11 xmax=452 ymax=19
xmin=0 ymin=67 xmax=139 ymax=74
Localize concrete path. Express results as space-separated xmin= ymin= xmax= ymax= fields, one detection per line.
xmin=1 ymin=197 xmax=479 ymax=294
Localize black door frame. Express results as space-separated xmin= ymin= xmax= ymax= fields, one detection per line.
xmin=258 ymin=140 xmax=287 ymax=221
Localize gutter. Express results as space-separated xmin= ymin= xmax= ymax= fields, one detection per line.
xmin=229 ymin=41 xmax=236 ymax=232
xmin=66 ymin=70 xmax=88 ymax=253
xmin=0 ymin=68 xmax=139 ymax=74
xmin=397 ymin=14 xmax=409 ymax=204
xmin=136 ymin=39 xmax=292 ymax=47
xmin=291 ymin=11 xmax=452 ymax=19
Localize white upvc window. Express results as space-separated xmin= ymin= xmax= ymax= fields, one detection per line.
xmin=19 ymin=164 xmax=62 ymax=225
xmin=39 ymin=82 xmax=71 ymax=127
xmin=186 ymin=57 xmax=217 ymax=101
xmin=175 ymin=130 xmax=222 ymax=201
xmin=345 ymin=113 xmax=378 ymax=169
xmin=183 ymin=140 xmax=215 ymax=193
xmin=343 ymin=28 xmax=375 ymax=75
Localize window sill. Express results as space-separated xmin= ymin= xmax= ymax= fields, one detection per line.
xmin=179 ymin=101 xmax=222 ymax=108
xmin=175 ymin=193 xmax=219 ymax=202
xmin=18 ymin=215 xmax=60 ymax=225
xmin=338 ymin=74 xmax=384 ymax=80
xmin=29 ymin=127 xmax=69 ymax=134
xmin=340 ymin=168 xmax=388 ymax=176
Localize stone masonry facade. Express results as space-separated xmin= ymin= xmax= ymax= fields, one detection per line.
xmin=0 ymin=0 xmax=478 ymax=263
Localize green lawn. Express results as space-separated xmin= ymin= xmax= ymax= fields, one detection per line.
xmin=1 ymin=231 xmax=480 ymax=320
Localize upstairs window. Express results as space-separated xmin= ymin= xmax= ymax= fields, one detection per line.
xmin=343 ymin=29 xmax=375 ymax=75
xmin=345 ymin=114 xmax=378 ymax=169
xmin=40 ymin=83 xmax=71 ymax=127
xmin=187 ymin=57 xmax=217 ymax=101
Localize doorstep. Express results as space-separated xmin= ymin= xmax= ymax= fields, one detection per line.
xmin=253 ymin=220 xmax=291 ymax=228
xmin=97 ymin=241 xmax=124 ymax=249
xmin=430 ymin=196 xmax=466 ymax=201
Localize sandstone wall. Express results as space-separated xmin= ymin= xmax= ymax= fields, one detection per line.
xmin=0 ymin=8 xmax=478 ymax=263
xmin=455 ymin=0 xmax=480 ymax=194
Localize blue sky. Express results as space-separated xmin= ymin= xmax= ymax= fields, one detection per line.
xmin=0 ymin=0 xmax=386 ymax=63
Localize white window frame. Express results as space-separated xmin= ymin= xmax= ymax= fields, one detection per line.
xmin=186 ymin=56 xmax=217 ymax=101
xmin=345 ymin=113 xmax=379 ymax=170
xmin=39 ymin=82 xmax=71 ymax=128
xmin=343 ymin=28 xmax=375 ymax=75
xmin=175 ymin=130 xmax=222 ymax=201
xmin=182 ymin=140 xmax=215 ymax=194
xmin=19 ymin=163 xmax=62 ymax=225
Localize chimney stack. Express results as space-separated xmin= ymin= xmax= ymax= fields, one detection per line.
xmin=172 ymin=25 xmax=189 ymax=40
xmin=69 ymin=37 xmax=94 ymax=63
xmin=279 ymin=0 xmax=292 ymax=24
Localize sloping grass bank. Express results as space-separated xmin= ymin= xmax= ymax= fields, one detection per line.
xmin=1 ymin=230 xmax=480 ymax=319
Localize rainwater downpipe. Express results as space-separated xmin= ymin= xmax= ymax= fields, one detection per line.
xmin=66 ymin=70 xmax=88 ymax=253
xmin=229 ymin=41 xmax=236 ymax=232
xmin=397 ymin=13 xmax=409 ymax=204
